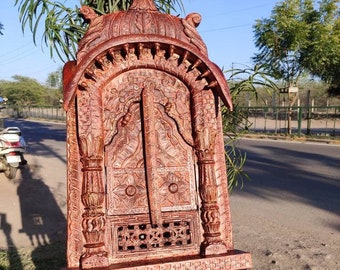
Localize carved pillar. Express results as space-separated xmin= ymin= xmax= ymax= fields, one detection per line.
xmin=192 ymin=86 xmax=228 ymax=256
xmin=195 ymin=127 xmax=228 ymax=256
xmin=77 ymin=85 xmax=109 ymax=268
xmin=80 ymin=151 xmax=109 ymax=268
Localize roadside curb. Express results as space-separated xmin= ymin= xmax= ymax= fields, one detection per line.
xmin=241 ymin=133 xmax=340 ymax=145
xmin=6 ymin=117 xmax=66 ymax=126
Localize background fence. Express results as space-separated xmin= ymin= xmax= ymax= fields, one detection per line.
xmin=1 ymin=105 xmax=339 ymax=138
xmin=234 ymin=105 xmax=340 ymax=138
xmin=2 ymin=106 xmax=66 ymax=122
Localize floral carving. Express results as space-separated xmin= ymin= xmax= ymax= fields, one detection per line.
xmin=158 ymin=172 xmax=192 ymax=207
xmin=111 ymin=174 xmax=148 ymax=214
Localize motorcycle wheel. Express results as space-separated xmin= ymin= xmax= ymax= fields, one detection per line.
xmin=4 ymin=166 xmax=18 ymax=180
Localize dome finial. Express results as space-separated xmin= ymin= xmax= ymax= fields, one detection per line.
xmin=129 ymin=0 xmax=158 ymax=11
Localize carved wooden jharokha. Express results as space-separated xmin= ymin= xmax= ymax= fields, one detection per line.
xmin=63 ymin=0 xmax=252 ymax=269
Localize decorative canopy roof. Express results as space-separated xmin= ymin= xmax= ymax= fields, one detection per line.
xmin=78 ymin=0 xmax=207 ymax=61
xmin=63 ymin=0 xmax=233 ymax=110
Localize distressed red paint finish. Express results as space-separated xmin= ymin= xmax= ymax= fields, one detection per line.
xmin=63 ymin=0 xmax=252 ymax=269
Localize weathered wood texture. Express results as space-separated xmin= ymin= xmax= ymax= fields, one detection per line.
xmin=63 ymin=0 xmax=252 ymax=269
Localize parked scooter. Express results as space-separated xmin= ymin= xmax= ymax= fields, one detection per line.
xmin=0 ymin=127 xmax=27 ymax=179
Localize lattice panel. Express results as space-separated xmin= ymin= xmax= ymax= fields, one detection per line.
xmin=117 ymin=221 xmax=192 ymax=252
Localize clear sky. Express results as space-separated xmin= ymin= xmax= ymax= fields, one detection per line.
xmin=0 ymin=0 xmax=278 ymax=84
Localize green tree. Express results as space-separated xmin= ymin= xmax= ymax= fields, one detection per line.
xmin=46 ymin=67 xmax=63 ymax=89
xmin=253 ymin=0 xmax=311 ymax=86
xmin=46 ymin=67 xmax=63 ymax=106
xmin=15 ymin=0 xmax=184 ymax=62
xmin=0 ymin=76 xmax=47 ymax=116
xmin=253 ymin=0 xmax=340 ymax=94
xmin=300 ymin=0 xmax=340 ymax=95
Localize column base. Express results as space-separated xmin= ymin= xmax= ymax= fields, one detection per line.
xmin=80 ymin=251 xmax=109 ymax=269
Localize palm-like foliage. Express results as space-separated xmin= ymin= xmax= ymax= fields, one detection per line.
xmin=0 ymin=21 xmax=4 ymax=35
xmin=225 ymin=63 xmax=280 ymax=99
xmin=15 ymin=0 xmax=184 ymax=62
xmin=224 ymin=142 xmax=249 ymax=191
xmin=221 ymin=64 xmax=280 ymax=191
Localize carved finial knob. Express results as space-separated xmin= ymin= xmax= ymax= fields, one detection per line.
xmin=185 ymin=13 xmax=202 ymax=28
xmin=80 ymin=6 xmax=98 ymax=22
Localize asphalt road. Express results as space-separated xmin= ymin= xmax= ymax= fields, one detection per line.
xmin=230 ymin=138 xmax=340 ymax=269
xmin=0 ymin=119 xmax=67 ymax=249
xmin=0 ymin=119 xmax=339 ymax=269
xmin=232 ymin=138 xmax=340 ymax=218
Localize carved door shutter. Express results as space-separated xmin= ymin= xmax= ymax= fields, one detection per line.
xmin=104 ymin=69 xmax=200 ymax=261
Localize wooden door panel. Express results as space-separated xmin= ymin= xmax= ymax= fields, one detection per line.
xmin=105 ymin=70 xmax=198 ymax=218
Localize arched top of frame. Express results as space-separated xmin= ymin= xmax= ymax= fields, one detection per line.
xmin=78 ymin=0 xmax=207 ymax=61
xmin=63 ymin=0 xmax=233 ymax=111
